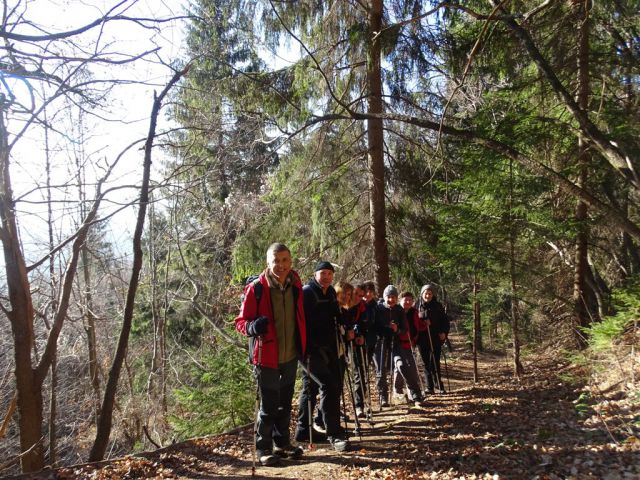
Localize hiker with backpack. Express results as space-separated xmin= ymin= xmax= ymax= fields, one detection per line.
xmin=415 ymin=284 xmax=450 ymax=394
xmin=294 ymin=261 xmax=350 ymax=452
xmin=235 ymin=243 xmax=306 ymax=466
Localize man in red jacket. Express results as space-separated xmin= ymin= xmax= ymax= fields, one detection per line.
xmin=236 ymin=243 xmax=307 ymax=466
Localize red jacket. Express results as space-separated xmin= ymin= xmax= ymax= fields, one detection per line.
xmin=398 ymin=308 xmax=427 ymax=349
xmin=235 ymin=270 xmax=307 ymax=369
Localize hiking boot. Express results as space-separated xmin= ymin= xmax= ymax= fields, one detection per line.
xmin=412 ymin=397 xmax=427 ymax=407
xmin=355 ymin=407 xmax=365 ymax=419
xmin=328 ymin=436 xmax=350 ymax=452
xmin=379 ymin=395 xmax=389 ymax=408
xmin=273 ymin=444 xmax=303 ymax=459
xmin=294 ymin=429 xmax=327 ymax=443
xmin=257 ymin=450 xmax=280 ymax=466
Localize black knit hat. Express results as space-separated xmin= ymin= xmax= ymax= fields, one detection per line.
xmin=315 ymin=260 xmax=335 ymax=272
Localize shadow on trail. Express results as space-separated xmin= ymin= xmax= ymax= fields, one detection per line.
xmin=338 ymin=356 xmax=639 ymax=480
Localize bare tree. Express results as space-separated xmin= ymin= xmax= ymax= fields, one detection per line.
xmin=0 ymin=2 xmax=186 ymax=472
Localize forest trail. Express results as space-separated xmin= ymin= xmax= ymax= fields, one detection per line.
xmin=10 ymin=333 xmax=640 ymax=480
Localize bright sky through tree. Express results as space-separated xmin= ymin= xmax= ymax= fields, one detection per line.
xmin=4 ymin=0 xmax=188 ymax=264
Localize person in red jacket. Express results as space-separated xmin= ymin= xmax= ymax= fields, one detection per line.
xmin=235 ymin=243 xmax=307 ymax=466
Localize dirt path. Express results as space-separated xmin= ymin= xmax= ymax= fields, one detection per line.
xmin=11 ymin=334 xmax=640 ymax=479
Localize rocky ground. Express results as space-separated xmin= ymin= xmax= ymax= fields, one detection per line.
xmin=7 ymin=334 xmax=640 ymax=479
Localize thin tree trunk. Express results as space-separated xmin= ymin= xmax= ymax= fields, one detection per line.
xmin=472 ymin=273 xmax=479 ymax=382
xmin=147 ymin=196 xmax=160 ymax=397
xmin=83 ymin=245 xmax=101 ymax=419
xmin=89 ymin=66 xmax=188 ymax=462
xmin=508 ymin=158 xmax=524 ymax=377
xmin=367 ymin=0 xmax=390 ymax=290
xmin=45 ymin=105 xmax=57 ymax=467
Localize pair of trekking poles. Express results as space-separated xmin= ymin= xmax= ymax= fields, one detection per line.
xmin=409 ymin=327 xmax=451 ymax=395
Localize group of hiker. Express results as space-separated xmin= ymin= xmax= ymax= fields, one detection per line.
xmin=235 ymin=243 xmax=450 ymax=467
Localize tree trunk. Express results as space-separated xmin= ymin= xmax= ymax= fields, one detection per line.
xmin=572 ymin=0 xmax=593 ymax=348
xmin=147 ymin=196 xmax=161 ymax=397
xmin=83 ymin=245 xmax=102 ymax=420
xmin=45 ymin=105 xmax=57 ymax=467
xmin=472 ymin=273 xmax=479 ymax=382
xmin=0 ymin=106 xmax=44 ymax=473
xmin=367 ymin=0 xmax=390 ymax=290
xmin=508 ymin=158 xmax=524 ymax=377
xmin=89 ymin=66 xmax=187 ymax=462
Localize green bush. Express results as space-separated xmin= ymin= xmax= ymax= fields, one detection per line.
xmin=584 ymin=276 xmax=640 ymax=353
xmin=170 ymin=343 xmax=254 ymax=439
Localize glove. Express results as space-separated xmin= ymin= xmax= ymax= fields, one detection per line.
xmin=247 ymin=316 xmax=268 ymax=337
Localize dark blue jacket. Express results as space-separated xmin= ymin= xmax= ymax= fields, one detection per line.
xmin=303 ymin=279 xmax=341 ymax=354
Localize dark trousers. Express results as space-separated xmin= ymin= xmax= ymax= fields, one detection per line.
xmin=297 ymin=348 xmax=342 ymax=438
xmin=417 ymin=334 xmax=443 ymax=391
xmin=352 ymin=343 xmax=368 ymax=409
xmin=374 ymin=337 xmax=393 ymax=399
xmin=254 ymin=358 xmax=298 ymax=452
xmin=393 ymin=347 xmax=422 ymax=400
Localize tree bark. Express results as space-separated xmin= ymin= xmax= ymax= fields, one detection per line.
xmin=472 ymin=272 xmax=480 ymax=382
xmin=367 ymin=0 xmax=390 ymax=290
xmin=573 ymin=0 xmax=594 ymax=347
xmin=509 ymin=160 xmax=524 ymax=377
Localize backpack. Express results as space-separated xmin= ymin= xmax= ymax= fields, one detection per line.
xmin=242 ymin=275 xmax=263 ymax=364
xmin=241 ymin=275 xmax=263 ymax=306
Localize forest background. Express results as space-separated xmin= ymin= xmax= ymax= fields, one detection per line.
xmin=0 ymin=0 xmax=638 ymax=475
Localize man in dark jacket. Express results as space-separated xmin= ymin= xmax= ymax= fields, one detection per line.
xmin=236 ymin=243 xmax=307 ymax=466
xmin=294 ymin=261 xmax=350 ymax=452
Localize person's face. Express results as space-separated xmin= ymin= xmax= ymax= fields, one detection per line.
xmin=267 ymin=249 xmax=292 ymax=283
xmin=354 ymin=287 xmax=365 ymax=302
xmin=344 ymin=288 xmax=353 ymax=306
xmin=422 ymin=289 xmax=433 ymax=302
xmin=401 ymin=295 xmax=414 ymax=311
xmin=385 ymin=294 xmax=398 ymax=307
xmin=315 ymin=269 xmax=334 ymax=289
xmin=364 ymin=288 xmax=375 ymax=302
xmin=337 ymin=289 xmax=352 ymax=307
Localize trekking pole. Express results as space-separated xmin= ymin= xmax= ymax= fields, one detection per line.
xmin=360 ymin=345 xmax=374 ymax=422
xmin=357 ymin=343 xmax=374 ymax=425
xmin=388 ymin=336 xmax=395 ymax=407
xmin=343 ymin=340 xmax=362 ymax=439
xmin=307 ymin=356 xmax=314 ymax=449
xmin=408 ymin=336 xmax=425 ymax=395
xmin=335 ymin=327 xmax=349 ymax=431
xmin=340 ymin=373 xmax=349 ymax=432
xmin=252 ymin=337 xmax=263 ymax=476
xmin=442 ymin=347 xmax=452 ymax=393
xmin=426 ymin=327 xmax=443 ymax=394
